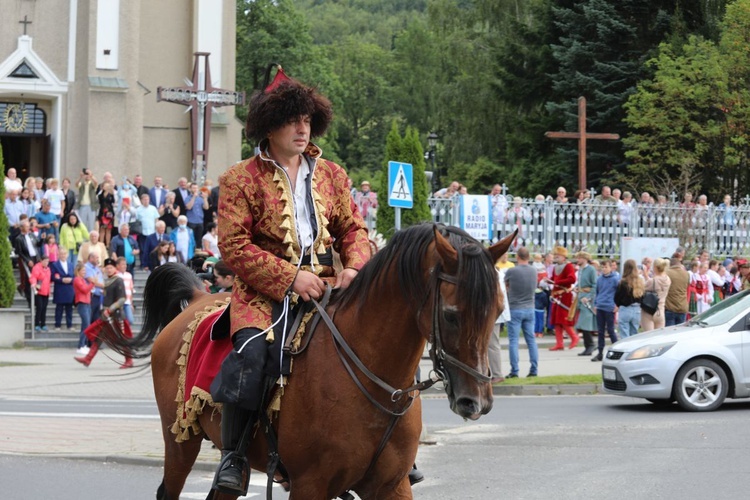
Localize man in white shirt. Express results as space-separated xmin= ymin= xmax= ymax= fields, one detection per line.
xmin=4 ymin=167 xmax=23 ymax=196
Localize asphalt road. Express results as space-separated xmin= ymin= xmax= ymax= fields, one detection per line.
xmin=4 ymin=395 xmax=750 ymax=499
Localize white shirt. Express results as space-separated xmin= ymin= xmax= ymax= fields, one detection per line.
xmin=60 ymin=260 xmax=68 ymax=275
xmin=25 ymin=234 xmax=38 ymax=257
xmin=289 ymin=159 xmax=314 ymax=250
xmin=175 ymin=227 xmax=190 ymax=262
xmin=202 ymin=232 xmax=220 ymax=257
xmin=4 ymin=178 xmax=22 ymax=194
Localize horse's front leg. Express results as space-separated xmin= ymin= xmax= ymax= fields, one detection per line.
xmin=369 ymin=476 xmax=413 ymax=500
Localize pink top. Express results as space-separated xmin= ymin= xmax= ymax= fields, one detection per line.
xmin=43 ymin=243 xmax=59 ymax=262
xmin=73 ymin=276 xmax=95 ymax=304
xmin=29 ymin=263 xmax=52 ymax=296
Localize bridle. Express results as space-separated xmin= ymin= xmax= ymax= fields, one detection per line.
xmin=428 ymin=267 xmax=492 ymax=390
xmin=304 ymin=231 xmax=495 ymax=496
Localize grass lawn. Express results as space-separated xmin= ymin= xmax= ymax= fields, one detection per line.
xmin=495 ymin=374 xmax=602 ymax=385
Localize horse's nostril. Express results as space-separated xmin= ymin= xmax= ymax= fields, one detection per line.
xmin=455 ymin=397 xmax=480 ymax=416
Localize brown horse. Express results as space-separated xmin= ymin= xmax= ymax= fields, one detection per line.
xmin=110 ymin=223 xmax=515 ymax=499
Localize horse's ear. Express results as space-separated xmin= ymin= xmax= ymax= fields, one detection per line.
xmin=488 ymin=229 xmax=518 ymax=263
xmin=433 ymin=226 xmax=458 ymax=274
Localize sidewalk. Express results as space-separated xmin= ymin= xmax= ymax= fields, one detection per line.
xmin=0 ymin=337 xmax=604 ymax=464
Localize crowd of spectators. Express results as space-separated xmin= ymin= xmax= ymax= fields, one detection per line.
xmin=490 ymin=243 xmax=750 ymax=377
xmin=4 ymin=167 xmax=232 ymax=353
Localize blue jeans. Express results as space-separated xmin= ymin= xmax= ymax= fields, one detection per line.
xmin=618 ymin=304 xmax=641 ymax=338
xmin=90 ymin=294 xmax=102 ymax=323
xmin=596 ymin=309 xmax=617 ymax=353
xmin=665 ymin=310 xmax=687 ymax=327
xmin=77 ymin=303 xmax=91 ymax=349
xmin=123 ymin=303 xmax=135 ymax=326
xmin=534 ymin=309 xmax=545 ymax=333
xmin=507 ymin=308 xmax=538 ymax=376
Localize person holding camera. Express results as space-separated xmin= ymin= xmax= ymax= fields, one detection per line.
xmin=201 ymin=259 xmax=234 ymax=294
xmin=76 ymin=168 xmax=99 ymax=232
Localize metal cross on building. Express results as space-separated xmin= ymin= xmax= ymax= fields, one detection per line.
xmin=545 ymin=96 xmax=620 ymax=191
xmin=157 ymin=52 xmax=245 ymax=183
xmin=19 ymin=15 xmax=32 ymax=35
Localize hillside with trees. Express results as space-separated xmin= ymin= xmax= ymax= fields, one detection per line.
xmin=236 ymin=0 xmax=738 ymax=200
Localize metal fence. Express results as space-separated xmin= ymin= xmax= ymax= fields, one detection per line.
xmin=363 ymin=197 xmax=750 ymax=258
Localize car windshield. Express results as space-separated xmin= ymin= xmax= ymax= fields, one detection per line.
xmin=686 ymin=289 xmax=750 ymax=327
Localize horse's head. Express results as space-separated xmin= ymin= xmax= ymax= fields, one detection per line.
xmin=425 ymin=225 xmax=516 ymax=420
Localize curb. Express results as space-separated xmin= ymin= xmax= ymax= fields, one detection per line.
xmin=492 ymin=383 xmax=601 ymax=396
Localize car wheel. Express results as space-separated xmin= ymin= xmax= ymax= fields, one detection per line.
xmin=672 ymin=359 xmax=728 ymax=412
xmin=646 ymin=398 xmax=674 ymax=407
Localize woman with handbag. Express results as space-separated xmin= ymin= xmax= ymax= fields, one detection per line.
xmin=640 ymin=258 xmax=671 ymax=331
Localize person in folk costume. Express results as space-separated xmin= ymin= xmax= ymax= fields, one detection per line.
xmin=209 ymin=65 xmax=422 ymax=494
xmin=73 ymin=258 xmax=133 ymax=368
xmin=574 ymin=251 xmax=598 ymax=356
xmin=546 ymin=246 xmax=580 ymax=350
xmin=692 ymin=261 xmax=714 ymax=314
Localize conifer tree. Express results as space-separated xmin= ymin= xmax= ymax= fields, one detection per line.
xmin=0 ymin=145 xmax=16 ymax=307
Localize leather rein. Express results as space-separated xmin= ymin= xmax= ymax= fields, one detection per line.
xmin=299 ymin=255 xmax=492 ymax=491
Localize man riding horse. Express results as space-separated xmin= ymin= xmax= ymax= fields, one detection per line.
xmin=211 ymin=66 xmax=422 ymax=495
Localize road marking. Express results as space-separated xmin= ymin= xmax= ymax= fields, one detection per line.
xmin=0 ymin=411 xmax=159 ymax=419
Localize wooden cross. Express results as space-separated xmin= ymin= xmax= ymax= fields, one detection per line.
xmin=157 ymin=52 xmax=245 ymax=183
xmin=545 ymin=96 xmax=620 ymax=191
xmin=19 ymin=15 xmax=32 ymax=35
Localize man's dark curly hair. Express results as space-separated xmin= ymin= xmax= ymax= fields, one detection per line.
xmin=245 ymin=80 xmax=333 ymax=142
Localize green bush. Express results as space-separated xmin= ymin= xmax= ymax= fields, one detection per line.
xmin=0 ymin=145 xmax=16 ymax=307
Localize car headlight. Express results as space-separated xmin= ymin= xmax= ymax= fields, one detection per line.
xmin=626 ymin=342 xmax=676 ymax=360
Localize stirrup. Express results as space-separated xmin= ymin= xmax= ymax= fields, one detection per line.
xmin=212 ymin=452 xmax=250 ymax=496
xmin=339 ymin=492 xmax=355 ymax=500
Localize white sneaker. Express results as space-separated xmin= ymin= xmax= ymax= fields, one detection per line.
xmin=75 ymin=347 xmax=86 ymax=355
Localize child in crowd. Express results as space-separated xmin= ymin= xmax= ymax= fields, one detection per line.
xmin=592 ymin=259 xmax=620 ymax=362
xmin=29 ymin=255 xmax=52 ymax=331
xmin=43 ymin=234 xmax=59 ymax=262
xmin=73 ymin=263 xmax=95 ymax=355
xmin=692 ymin=262 xmax=713 ymax=314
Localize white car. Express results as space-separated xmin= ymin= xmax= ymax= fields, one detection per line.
xmin=602 ymin=290 xmax=750 ymax=411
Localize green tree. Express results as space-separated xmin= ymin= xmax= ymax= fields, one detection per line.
xmin=622 ymin=37 xmax=728 ymax=195
xmin=375 ymin=121 xmax=403 ymax=238
xmin=0 ymin=144 xmax=16 ymax=308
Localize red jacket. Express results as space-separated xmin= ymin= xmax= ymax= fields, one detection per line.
xmin=29 ymin=263 xmax=52 ymax=297
xmin=73 ymin=276 xmax=95 ymax=304
xmin=550 ymin=262 xmax=577 ymax=326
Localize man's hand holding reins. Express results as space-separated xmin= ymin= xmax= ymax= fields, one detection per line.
xmin=293 ymin=270 xmax=326 ymax=301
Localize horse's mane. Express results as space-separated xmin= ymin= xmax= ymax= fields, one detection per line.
xmin=333 ymin=223 xmax=499 ymax=335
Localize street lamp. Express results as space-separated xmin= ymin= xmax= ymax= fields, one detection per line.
xmin=426 ymin=131 xmax=439 ymax=190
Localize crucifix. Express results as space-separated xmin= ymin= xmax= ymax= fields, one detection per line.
xmin=157 ymin=52 xmax=245 ymax=183
xmin=545 ymin=96 xmax=620 ymax=191
xmin=19 ymin=15 xmax=32 ymax=35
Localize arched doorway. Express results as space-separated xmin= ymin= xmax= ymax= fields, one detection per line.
xmin=0 ymin=101 xmax=49 ymax=183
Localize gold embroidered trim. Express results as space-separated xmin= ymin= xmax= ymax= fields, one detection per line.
xmin=171 ymin=297 xmax=230 ymax=443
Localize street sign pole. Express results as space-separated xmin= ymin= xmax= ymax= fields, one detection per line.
xmin=388 ymin=161 xmax=414 ymax=233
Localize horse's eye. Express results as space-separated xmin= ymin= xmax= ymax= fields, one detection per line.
xmin=442 ymin=310 xmax=459 ymax=327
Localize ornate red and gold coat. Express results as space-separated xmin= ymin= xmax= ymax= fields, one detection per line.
xmin=218 ymin=143 xmax=371 ymax=335
xmin=550 ymin=262 xmax=577 ymax=326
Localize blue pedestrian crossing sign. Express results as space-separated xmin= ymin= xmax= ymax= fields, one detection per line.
xmin=388 ymin=161 xmax=413 ymax=209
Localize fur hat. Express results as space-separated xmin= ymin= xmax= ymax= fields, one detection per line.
xmin=554 ymin=246 xmax=568 ymax=258
xmin=575 ymin=251 xmax=591 ymax=261
xmin=245 ymin=64 xmax=333 ymax=142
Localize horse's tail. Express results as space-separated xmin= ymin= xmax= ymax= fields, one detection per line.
xmin=103 ymin=263 xmax=205 ymax=358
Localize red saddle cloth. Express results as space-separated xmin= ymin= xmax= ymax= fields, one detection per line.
xmin=172 ymin=304 xmax=233 ymax=442
xmin=184 ymin=307 xmax=233 ymax=406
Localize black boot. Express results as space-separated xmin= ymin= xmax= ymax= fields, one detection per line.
xmin=213 ymin=403 xmax=256 ymax=495
xmin=578 ymin=331 xmax=595 ymax=356
xmin=409 ymin=463 xmax=425 ymax=485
